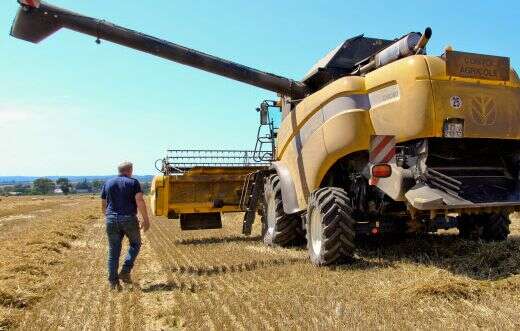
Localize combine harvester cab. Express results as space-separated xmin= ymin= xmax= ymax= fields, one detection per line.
xmin=10 ymin=1 xmax=520 ymax=266
xmin=151 ymin=150 xmax=269 ymax=232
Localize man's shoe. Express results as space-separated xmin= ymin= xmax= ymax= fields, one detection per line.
xmin=109 ymin=281 xmax=121 ymax=291
xmin=119 ymin=270 xmax=132 ymax=284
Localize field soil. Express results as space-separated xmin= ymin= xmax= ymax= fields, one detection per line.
xmin=1 ymin=195 xmax=520 ymax=330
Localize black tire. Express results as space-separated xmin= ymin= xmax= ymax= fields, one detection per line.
xmin=261 ymin=174 xmax=305 ymax=247
xmin=457 ymin=214 xmax=481 ymax=240
xmin=457 ymin=213 xmax=510 ymax=241
xmin=305 ymin=187 xmax=355 ymax=266
xmin=482 ymin=213 xmax=510 ymax=241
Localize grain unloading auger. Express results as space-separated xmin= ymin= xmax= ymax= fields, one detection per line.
xmin=12 ymin=0 xmax=520 ymax=266
xmin=10 ymin=1 xmax=308 ymax=99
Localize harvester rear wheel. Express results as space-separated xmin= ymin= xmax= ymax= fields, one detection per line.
xmin=457 ymin=213 xmax=510 ymax=241
xmin=482 ymin=213 xmax=510 ymax=241
xmin=261 ymin=174 xmax=305 ymax=247
xmin=306 ymin=187 xmax=355 ymax=266
xmin=457 ymin=214 xmax=481 ymax=240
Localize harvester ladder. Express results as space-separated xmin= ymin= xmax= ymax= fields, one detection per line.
xmin=241 ymin=170 xmax=266 ymax=235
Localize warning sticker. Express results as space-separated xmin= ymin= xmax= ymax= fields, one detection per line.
xmin=446 ymin=50 xmax=510 ymax=81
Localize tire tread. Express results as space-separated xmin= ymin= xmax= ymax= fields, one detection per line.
xmin=306 ymin=187 xmax=355 ymax=266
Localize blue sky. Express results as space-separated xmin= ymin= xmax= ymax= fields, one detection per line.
xmin=1 ymin=0 xmax=519 ymax=176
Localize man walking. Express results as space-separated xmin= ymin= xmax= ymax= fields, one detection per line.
xmin=101 ymin=161 xmax=150 ymax=289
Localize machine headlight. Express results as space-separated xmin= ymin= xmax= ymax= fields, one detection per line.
xmin=443 ymin=118 xmax=464 ymax=138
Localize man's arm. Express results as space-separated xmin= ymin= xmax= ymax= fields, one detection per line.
xmin=135 ymin=192 xmax=150 ymax=232
xmin=100 ymin=183 xmax=107 ymax=215
xmin=101 ymin=199 xmax=107 ymax=214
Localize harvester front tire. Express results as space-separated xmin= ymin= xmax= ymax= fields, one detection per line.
xmin=261 ymin=174 xmax=305 ymax=247
xmin=306 ymin=187 xmax=355 ymax=266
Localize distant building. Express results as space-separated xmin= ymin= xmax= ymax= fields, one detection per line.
xmin=75 ymin=189 xmax=90 ymax=194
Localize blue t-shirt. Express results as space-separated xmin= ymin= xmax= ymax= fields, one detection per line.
xmin=101 ymin=176 xmax=142 ymax=216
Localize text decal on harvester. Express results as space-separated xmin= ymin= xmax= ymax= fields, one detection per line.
xmin=446 ymin=50 xmax=510 ymax=81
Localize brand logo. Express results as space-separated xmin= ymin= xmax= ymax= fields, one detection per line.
xmin=470 ymin=95 xmax=496 ymax=126
xmin=449 ymin=96 xmax=463 ymax=109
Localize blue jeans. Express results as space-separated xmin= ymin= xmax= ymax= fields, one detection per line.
xmin=105 ymin=215 xmax=142 ymax=283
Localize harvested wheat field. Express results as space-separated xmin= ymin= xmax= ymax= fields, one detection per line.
xmin=1 ymin=195 xmax=520 ymax=330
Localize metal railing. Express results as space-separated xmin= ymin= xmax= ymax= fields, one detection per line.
xmin=156 ymin=149 xmax=270 ymax=174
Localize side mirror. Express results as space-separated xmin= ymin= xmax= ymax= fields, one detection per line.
xmin=259 ymin=102 xmax=269 ymax=125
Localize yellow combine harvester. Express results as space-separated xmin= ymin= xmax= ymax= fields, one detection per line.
xmin=12 ymin=1 xmax=520 ymax=265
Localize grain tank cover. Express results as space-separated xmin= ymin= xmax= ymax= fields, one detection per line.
xmin=302 ymin=35 xmax=392 ymax=91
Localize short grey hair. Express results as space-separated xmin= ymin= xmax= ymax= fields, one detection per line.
xmin=118 ymin=161 xmax=133 ymax=174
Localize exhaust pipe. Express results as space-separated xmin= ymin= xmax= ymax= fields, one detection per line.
xmin=359 ymin=27 xmax=432 ymax=75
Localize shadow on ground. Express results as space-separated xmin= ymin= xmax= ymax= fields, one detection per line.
xmin=141 ymin=281 xmax=205 ymax=293
xmin=169 ymin=257 xmax=304 ymax=277
xmin=356 ymin=234 xmax=520 ymax=280
xmin=170 ymin=230 xmax=520 ymax=281
xmin=175 ymin=235 xmax=262 ymax=246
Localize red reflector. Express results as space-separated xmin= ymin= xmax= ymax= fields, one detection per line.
xmin=20 ymin=0 xmax=40 ymax=8
xmin=371 ymin=164 xmax=392 ymax=178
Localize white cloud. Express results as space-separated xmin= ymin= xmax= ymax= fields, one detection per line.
xmin=0 ymin=97 xmax=72 ymax=128
xmin=0 ymin=107 xmax=32 ymax=125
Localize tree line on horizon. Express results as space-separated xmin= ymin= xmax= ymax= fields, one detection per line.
xmin=1 ymin=178 xmax=151 ymax=196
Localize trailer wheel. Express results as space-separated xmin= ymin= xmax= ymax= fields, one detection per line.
xmin=457 ymin=213 xmax=510 ymax=241
xmin=261 ymin=174 xmax=304 ymax=246
xmin=306 ymin=187 xmax=355 ymax=266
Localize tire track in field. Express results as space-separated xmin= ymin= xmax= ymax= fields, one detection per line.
xmin=148 ymin=218 xmax=232 ymax=328
xmin=151 ymin=218 xmax=244 ymax=328
xmin=147 ymin=219 xmax=205 ymax=291
xmin=236 ymin=268 xmax=337 ymax=330
xmin=221 ymin=272 xmax=279 ymax=329
xmin=150 ymin=216 xmax=313 ymax=329
xmin=144 ymin=218 xmax=214 ymax=328
xmin=146 ymin=217 xmax=312 ymax=329
xmin=153 ymin=219 xmax=206 ymax=269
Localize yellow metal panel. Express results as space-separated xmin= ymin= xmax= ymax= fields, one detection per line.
xmin=150 ymin=175 xmax=166 ymax=216
xmin=278 ymin=141 xmax=303 ymax=206
xmin=277 ymin=76 xmax=366 ymax=159
xmin=366 ymin=56 xmax=435 ymax=141
xmin=431 ymin=80 xmax=520 ymax=139
xmin=295 ymin=125 xmax=327 ymax=206
xmin=168 ymin=203 xmax=243 ymax=214
xmin=425 ymin=56 xmax=520 ymax=139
